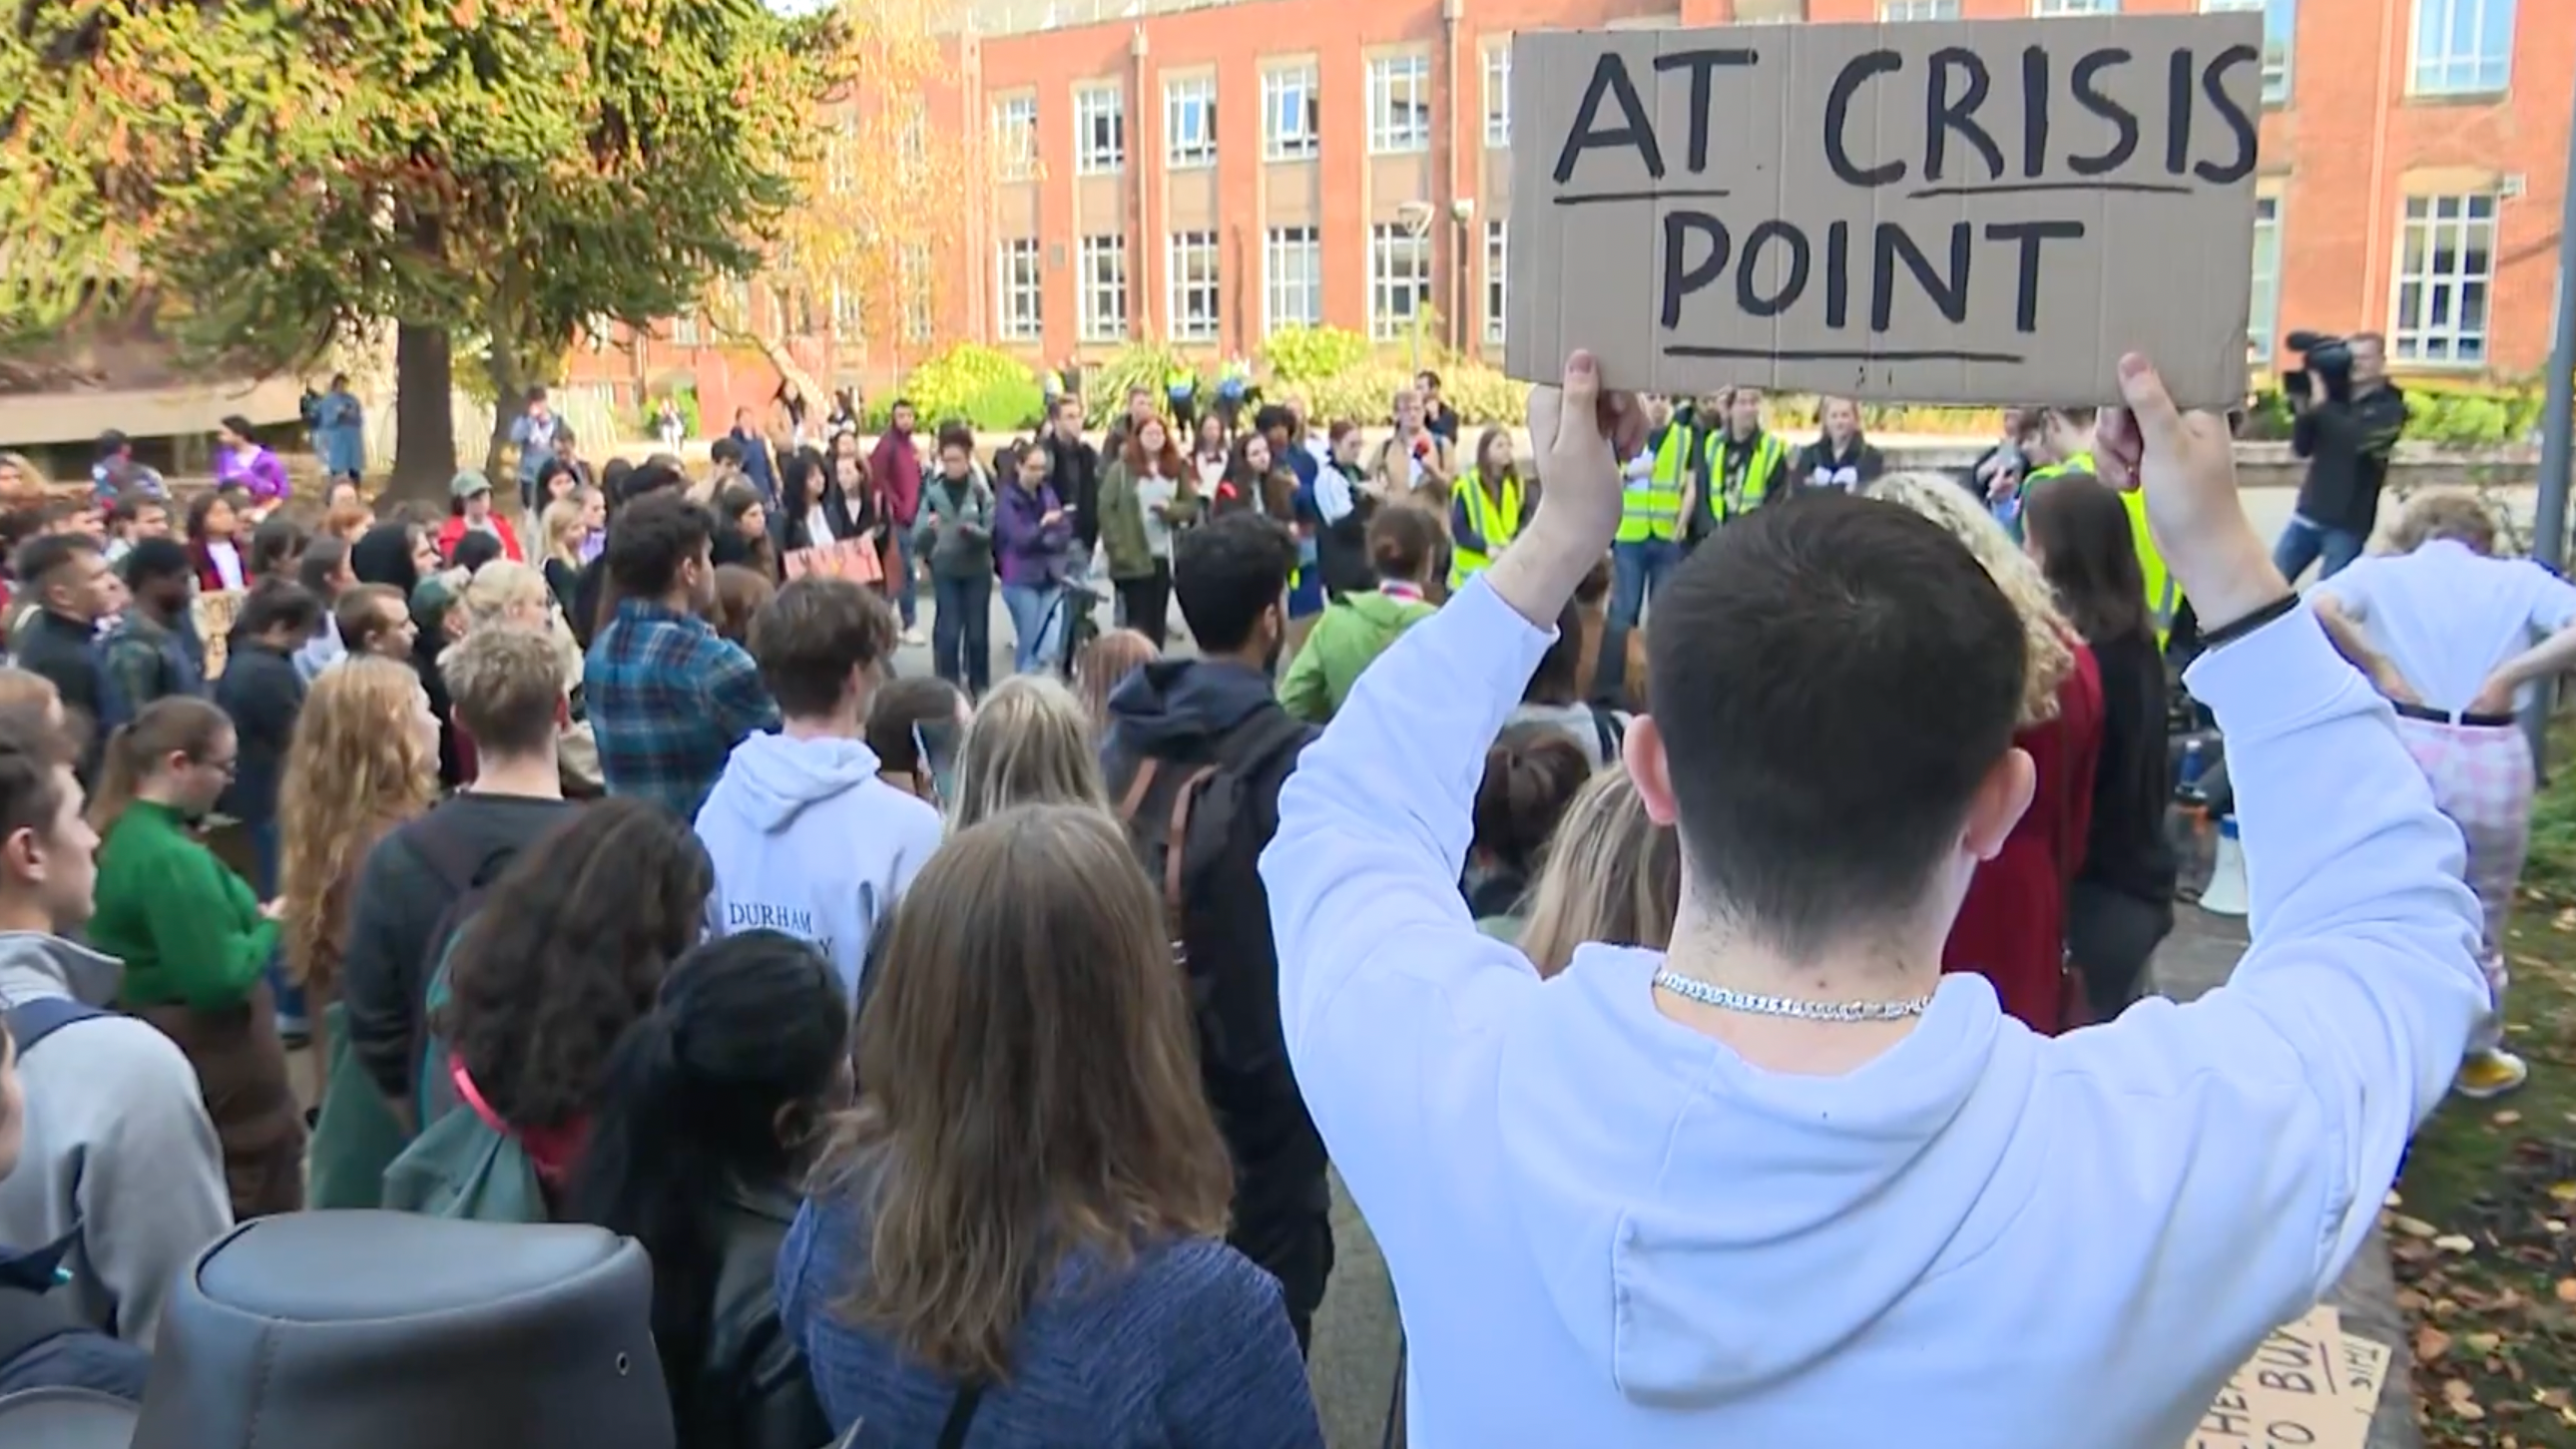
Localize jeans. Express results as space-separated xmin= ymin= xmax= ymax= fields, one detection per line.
xmin=931 ymin=571 xmax=992 ymax=697
xmin=2272 ymin=514 xmax=2366 ymax=584
xmin=886 ymin=527 xmax=919 ymax=629
xmin=249 ymin=818 xmax=305 ymax=1030
xmin=1594 ymin=538 xmax=1677 ymax=705
xmin=1001 ymin=582 xmax=1066 ymax=677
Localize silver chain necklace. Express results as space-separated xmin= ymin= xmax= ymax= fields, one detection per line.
xmin=1653 ymin=970 xmax=1935 ymax=1023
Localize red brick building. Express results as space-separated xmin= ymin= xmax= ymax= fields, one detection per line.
xmin=570 ymin=0 xmax=2571 ymax=422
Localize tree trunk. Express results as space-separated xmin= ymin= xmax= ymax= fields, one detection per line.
xmin=388 ymin=322 xmax=456 ymax=504
xmin=483 ymin=346 xmax=524 ymax=506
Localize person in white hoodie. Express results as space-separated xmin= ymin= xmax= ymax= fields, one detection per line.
xmin=1260 ymin=350 xmax=2486 ymax=1448
xmin=697 ymin=577 xmax=942 ymax=998
xmin=0 ymin=694 xmax=231 ymax=1348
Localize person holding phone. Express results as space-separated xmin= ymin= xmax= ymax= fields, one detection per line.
xmin=994 ymin=443 xmax=1076 ymax=678
xmin=1372 ymin=386 xmax=1454 ymax=505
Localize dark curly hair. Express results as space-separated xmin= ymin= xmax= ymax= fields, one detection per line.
xmin=434 ymin=798 xmax=714 ymax=1132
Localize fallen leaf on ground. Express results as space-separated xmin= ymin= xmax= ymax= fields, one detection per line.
xmin=2555 ymin=1277 xmax=2576 ymax=1303
xmin=2466 ymin=1331 xmax=2501 ymax=1354
xmin=2435 ymin=1234 xmax=2479 ymax=1253
xmin=2495 ymin=1110 xmax=2525 ymax=1126
xmin=2394 ymin=1213 xmax=2442 ymax=1237
xmin=2419 ymin=1326 xmax=2454 ymax=1361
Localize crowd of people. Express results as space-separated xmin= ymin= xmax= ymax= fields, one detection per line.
xmin=0 ymin=332 xmax=2557 ymax=1449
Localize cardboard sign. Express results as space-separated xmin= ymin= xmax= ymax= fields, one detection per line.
xmin=2186 ymin=1305 xmax=2388 ymax=1449
xmin=1506 ymin=13 xmax=2263 ymax=407
xmin=191 ymin=589 xmax=244 ymax=681
xmin=781 ymin=538 xmax=886 ymax=586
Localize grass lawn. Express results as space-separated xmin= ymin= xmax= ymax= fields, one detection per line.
xmin=2392 ymin=726 xmax=2576 ymax=1446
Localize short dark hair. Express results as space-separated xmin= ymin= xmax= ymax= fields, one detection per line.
xmin=333 ymin=583 xmax=407 ymax=652
xmin=709 ymin=437 xmax=745 ymax=469
xmin=296 ymin=537 xmax=352 ymax=598
xmin=0 ymin=699 xmax=72 ymax=848
xmin=1416 ymin=370 xmax=1442 ymax=391
xmin=935 ymin=423 xmax=974 ymax=455
xmin=865 ymin=676 xmax=964 ymax=773
xmin=450 ymin=529 xmax=506 ymax=575
xmin=121 ymin=536 xmax=194 ymax=590
xmin=605 ymin=493 xmax=715 ymax=600
xmin=1646 ymin=492 xmax=2025 ymax=957
xmin=750 ymin=578 xmax=898 ymax=719
xmin=236 ymin=577 xmax=322 ymax=641
xmin=1253 ymin=404 xmax=1295 ymax=437
xmin=13 ymin=533 xmax=99 ymax=587
xmin=891 ymin=397 xmax=916 ymax=414
xmin=1173 ymin=512 xmax=1296 ymax=656
xmin=615 ymin=459 xmax=687 ymax=509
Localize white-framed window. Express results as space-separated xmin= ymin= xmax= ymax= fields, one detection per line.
xmin=1368 ymin=225 xmax=1431 ymax=341
xmin=2390 ymin=193 xmax=2497 ymax=365
xmin=826 ymin=114 xmax=858 ymax=196
xmin=1168 ymin=232 xmax=1220 ymax=342
xmin=2202 ymin=0 xmax=2295 ymax=103
xmin=1165 ymin=74 xmax=1217 ymax=169
xmin=1080 ymin=235 xmax=1128 ymax=342
xmin=1880 ymin=0 xmax=1961 ymax=16
xmin=2031 ymin=0 xmax=2117 ymax=13
xmin=1484 ymin=221 xmax=1507 ymax=346
xmin=829 ymin=283 xmax=861 ymax=342
xmin=1263 ymin=63 xmax=1319 ymax=161
xmin=997 ymin=240 xmax=1042 ymax=342
xmin=1367 ymin=53 xmax=1432 ymax=155
xmin=672 ymin=312 xmax=702 ymax=348
xmin=993 ymin=94 xmax=1038 ymax=181
xmin=2247 ymin=196 xmax=2281 ymax=362
xmin=2408 ymin=0 xmax=2513 ymax=97
xmin=1074 ymin=83 xmax=1125 ymax=175
xmin=1483 ymin=42 xmax=1511 ymax=148
xmin=901 ymin=243 xmax=932 ymax=344
xmin=1263 ymin=228 xmax=1321 ymax=333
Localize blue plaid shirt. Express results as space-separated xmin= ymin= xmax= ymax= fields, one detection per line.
xmin=584 ymin=599 xmax=778 ymax=820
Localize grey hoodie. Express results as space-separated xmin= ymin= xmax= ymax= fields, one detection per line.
xmin=0 ymin=931 xmax=231 ymax=1346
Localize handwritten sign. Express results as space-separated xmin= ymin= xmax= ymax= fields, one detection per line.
xmin=781 ymin=538 xmax=885 ymax=586
xmin=2186 ymin=1305 xmax=2389 ymax=1449
xmin=1506 ymin=13 xmax=2263 ymax=407
xmin=192 ymin=589 xmax=244 ymax=681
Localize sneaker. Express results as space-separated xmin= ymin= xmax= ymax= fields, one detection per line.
xmin=2454 ymin=1049 xmax=2529 ymax=1100
xmin=901 ymin=627 xmax=925 ymax=646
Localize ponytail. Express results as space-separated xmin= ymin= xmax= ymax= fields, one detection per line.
xmin=87 ymin=698 xmax=229 ymax=835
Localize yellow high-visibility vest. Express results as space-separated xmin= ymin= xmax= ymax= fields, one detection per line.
xmin=1619 ymin=426 xmax=1694 ymax=543
xmin=1711 ymin=432 xmax=1791 ymax=524
xmin=1450 ymin=469 xmax=1526 ymax=589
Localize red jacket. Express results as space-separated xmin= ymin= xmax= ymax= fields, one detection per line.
xmin=436 ymin=514 xmax=525 ymax=565
xmin=1941 ymin=642 xmax=2103 ymax=1035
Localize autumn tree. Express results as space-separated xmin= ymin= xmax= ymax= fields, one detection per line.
xmin=705 ymin=0 xmax=979 ymax=402
xmin=2 ymin=0 xmax=837 ymax=495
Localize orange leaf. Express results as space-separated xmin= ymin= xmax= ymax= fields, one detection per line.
xmin=2554 ymin=1278 xmax=2576 ymax=1303
xmin=2418 ymin=1326 xmax=2453 ymax=1362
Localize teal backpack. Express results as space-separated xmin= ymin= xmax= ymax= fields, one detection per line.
xmin=379 ymin=1050 xmax=550 ymax=1224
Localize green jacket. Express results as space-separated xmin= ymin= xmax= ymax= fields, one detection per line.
xmin=1278 ymin=590 xmax=1438 ymax=723
xmin=1097 ymin=460 xmax=1203 ymax=580
xmin=90 ymin=800 xmax=276 ymax=1011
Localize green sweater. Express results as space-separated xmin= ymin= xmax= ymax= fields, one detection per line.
xmin=1279 ymin=590 xmax=1439 ymax=724
xmin=91 ymin=800 xmax=277 ymax=1011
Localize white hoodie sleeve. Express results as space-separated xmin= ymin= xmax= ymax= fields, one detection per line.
xmin=2047 ymin=605 xmax=2483 ymax=1308
xmin=1261 ymin=582 xmax=1552 ymax=1229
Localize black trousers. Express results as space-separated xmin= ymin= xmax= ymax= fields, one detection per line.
xmin=1115 ymin=561 xmax=1172 ymax=649
xmin=1234 ymin=1207 xmax=1335 ymax=1358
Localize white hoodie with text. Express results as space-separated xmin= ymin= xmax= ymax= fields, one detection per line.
xmin=695 ymin=732 xmax=943 ymax=998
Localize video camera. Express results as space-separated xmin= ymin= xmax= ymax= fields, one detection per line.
xmin=2281 ymin=330 xmax=2355 ymax=405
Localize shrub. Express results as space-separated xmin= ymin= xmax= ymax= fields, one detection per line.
xmin=878 ymin=344 xmax=1046 ymax=433
xmin=640 ymin=381 xmax=701 ymax=438
xmin=1261 ymin=325 xmax=1371 ymax=385
xmin=1085 ymin=341 xmax=1196 ymax=426
xmin=2238 ymin=377 xmax=2540 ymax=450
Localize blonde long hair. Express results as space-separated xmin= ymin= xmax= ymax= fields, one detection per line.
xmin=1517 ymin=770 xmax=1681 ymax=979
xmin=278 ymin=658 xmax=438 ymax=991
xmin=949 ymin=675 xmax=1108 ymax=829
xmin=1866 ymin=472 xmax=2076 ymax=726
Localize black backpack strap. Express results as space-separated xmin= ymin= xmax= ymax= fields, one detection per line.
xmin=936 ymin=1382 xmax=985 ymax=1449
xmin=1590 ymin=705 xmax=1626 ymax=761
xmin=1 ymin=997 xmax=105 ymax=1056
xmin=0 ymin=1228 xmax=89 ymax=1368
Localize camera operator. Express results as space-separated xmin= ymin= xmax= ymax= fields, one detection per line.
xmin=2279 ymin=331 xmax=2407 ymax=583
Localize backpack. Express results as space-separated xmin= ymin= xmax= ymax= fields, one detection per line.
xmin=0 ymin=1003 xmax=105 ymax=1369
xmin=1113 ymin=709 xmax=1312 ymax=1142
xmin=378 ymin=1056 xmax=550 ymax=1224
xmin=1590 ymin=704 xmax=1627 ymax=762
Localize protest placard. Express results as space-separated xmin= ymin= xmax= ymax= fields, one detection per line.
xmin=2185 ymin=1305 xmax=2391 ymax=1449
xmin=782 ymin=538 xmax=886 ymax=586
xmin=1506 ymin=12 xmax=2263 ymax=407
xmin=192 ymin=588 xmax=244 ymax=681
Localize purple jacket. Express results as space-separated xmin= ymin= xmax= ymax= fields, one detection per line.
xmin=993 ymin=480 xmax=1073 ymax=589
xmin=216 ymin=444 xmax=290 ymax=503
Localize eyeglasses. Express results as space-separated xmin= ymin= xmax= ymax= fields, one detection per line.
xmin=196 ymin=753 xmax=240 ymax=778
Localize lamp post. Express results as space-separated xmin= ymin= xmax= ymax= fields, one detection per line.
xmin=1396 ymin=200 xmax=1436 ymax=377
